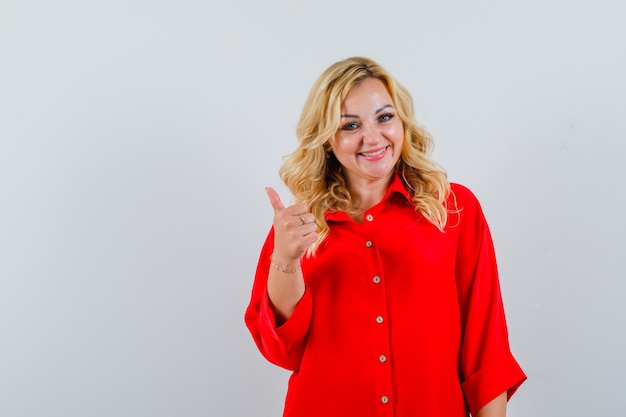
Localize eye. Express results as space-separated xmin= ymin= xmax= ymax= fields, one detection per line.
xmin=341 ymin=122 xmax=360 ymax=131
xmin=378 ymin=113 xmax=395 ymax=122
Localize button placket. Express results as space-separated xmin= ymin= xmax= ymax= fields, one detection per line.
xmin=362 ymin=211 xmax=392 ymax=411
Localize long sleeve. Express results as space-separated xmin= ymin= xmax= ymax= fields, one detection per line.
xmin=244 ymin=228 xmax=313 ymax=371
xmin=452 ymin=185 xmax=527 ymax=415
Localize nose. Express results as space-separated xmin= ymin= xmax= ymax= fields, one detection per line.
xmin=362 ymin=122 xmax=381 ymax=145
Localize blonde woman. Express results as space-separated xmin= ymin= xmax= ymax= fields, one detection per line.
xmin=245 ymin=56 xmax=526 ymax=417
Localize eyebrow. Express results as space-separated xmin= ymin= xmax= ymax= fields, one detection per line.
xmin=340 ymin=104 xmax=395 ymax=118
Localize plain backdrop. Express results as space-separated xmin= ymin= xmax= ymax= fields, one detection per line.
xmin=1 ymin=1 xmax=625 ymax=416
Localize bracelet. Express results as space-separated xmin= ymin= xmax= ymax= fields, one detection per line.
xmin=270 ymin=255 xmax=300 ymax=273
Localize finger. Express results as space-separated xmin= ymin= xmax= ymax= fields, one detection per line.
xmin=299 ymin=213 xmax=314 ymax=224
xmin=265 ymin=187 xmax=285 ymax=213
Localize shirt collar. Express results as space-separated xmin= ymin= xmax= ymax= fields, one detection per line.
xmin=325 ymin=173 xmax=412 ymax=221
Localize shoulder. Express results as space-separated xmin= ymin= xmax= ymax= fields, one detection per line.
xmin=448 ymin=182 xmax=480 ymax=207
xmin=447 ymin=183 xmax=487 ymax=228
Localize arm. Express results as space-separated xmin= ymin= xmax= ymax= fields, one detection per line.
xmin=474 ymin=392 xmax=507 ymax=417
xmin=266 ymin=255 xmax=306 ymax=325
xmin=264 ymin=187 xmax=317 ymax=324
xmin=244 ymin=229 xmax=313 ymax=370
xmin=243 ymin=188 xmax=318 ymax=370
xmin=452 ymin=185 xmax=526 ymax=414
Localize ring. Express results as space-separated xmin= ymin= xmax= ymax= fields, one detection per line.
xmin=299 ymin=216 xmax=306 ymax=225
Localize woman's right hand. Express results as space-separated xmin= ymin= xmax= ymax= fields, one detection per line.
xmin=264 ymin=187 xmax=317 ymax=323
xmin=265 ymin=187 xmax=318 ymax=269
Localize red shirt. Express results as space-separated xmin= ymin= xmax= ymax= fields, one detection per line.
xmin=245 ymin=176 xmax=526 ymax=417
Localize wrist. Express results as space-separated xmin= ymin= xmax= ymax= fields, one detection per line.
xmin=270 ymin=254 xmax=301 ymax=273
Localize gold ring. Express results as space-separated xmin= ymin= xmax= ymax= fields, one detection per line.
xmin=299 ymin=216 xmax=306 ymax=225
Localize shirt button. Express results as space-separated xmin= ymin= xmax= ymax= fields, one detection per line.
xmin=379 ymin=354 xmax=387 ymax=363
xmin=365 ymin=240 xmax=373 ymax=248
xmin=381 ymin=395 xmax=389 ymax=404
xmin=372 ymin=276 xmax=381 ymax=284
xmin=366 ymin=214 xmax=374 ymax=222
xmin=375 ymin=315 xmax=384 ymax=324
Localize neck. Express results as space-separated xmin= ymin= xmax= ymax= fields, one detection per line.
xmin=346 ymin=174 xmax=394 ymax=211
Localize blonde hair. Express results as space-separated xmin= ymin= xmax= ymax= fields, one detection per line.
xmin=280 ymin=56 xmax=450 ymax=253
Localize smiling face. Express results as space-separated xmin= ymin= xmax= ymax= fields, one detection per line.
xmin=330 ymin=78 xmax=404 ymax=190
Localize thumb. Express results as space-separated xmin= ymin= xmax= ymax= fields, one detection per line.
xmin=265 ymin=187 xmax=285 ymax=212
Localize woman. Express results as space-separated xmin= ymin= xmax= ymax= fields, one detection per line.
xmin=245 ymin=56 xmax=526 ymax=417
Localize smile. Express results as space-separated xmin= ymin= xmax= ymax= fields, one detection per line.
xmin=359 ymin=146 xmax=389 ymax=157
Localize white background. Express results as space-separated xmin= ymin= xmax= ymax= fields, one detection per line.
xmin=1 ymin=1 xmax=625 ymax=416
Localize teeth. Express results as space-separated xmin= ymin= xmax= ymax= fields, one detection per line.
xmin=361 ymin=147 xmax=386 ymax=157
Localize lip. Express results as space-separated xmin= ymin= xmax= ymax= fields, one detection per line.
xmin=359 ymin=145 xmax=389 ymax=160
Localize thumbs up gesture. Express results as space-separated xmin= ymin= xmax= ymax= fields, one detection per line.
xmin=265 ymin=187 xmax=318 ymax=267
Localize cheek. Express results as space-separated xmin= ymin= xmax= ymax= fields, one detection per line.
xmin=385 ymin=122 xmax=404 ymax=142
xmin=333 ymin=135 xmax=356 ymax=153
xmin=396 ymin=121 xmax=406 ymax=141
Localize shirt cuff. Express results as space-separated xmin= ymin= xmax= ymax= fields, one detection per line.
xmin=260 ymin=289 xmax=313 ymax=351
xmin=462 ymin=352 xmax=527 ymax=415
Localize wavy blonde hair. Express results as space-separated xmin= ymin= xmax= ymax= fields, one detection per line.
xmin=280 ymin=56 xmax=450 ymax=253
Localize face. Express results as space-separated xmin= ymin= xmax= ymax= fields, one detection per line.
xmin=330 ymin=78 xmax=404 ymax=187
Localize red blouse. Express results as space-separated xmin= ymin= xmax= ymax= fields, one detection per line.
xmin=245 ymin=176 xmax=526 ymax=417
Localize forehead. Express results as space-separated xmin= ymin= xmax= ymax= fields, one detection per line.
xmin=341 ymin=78 xmax=392 ymax=110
